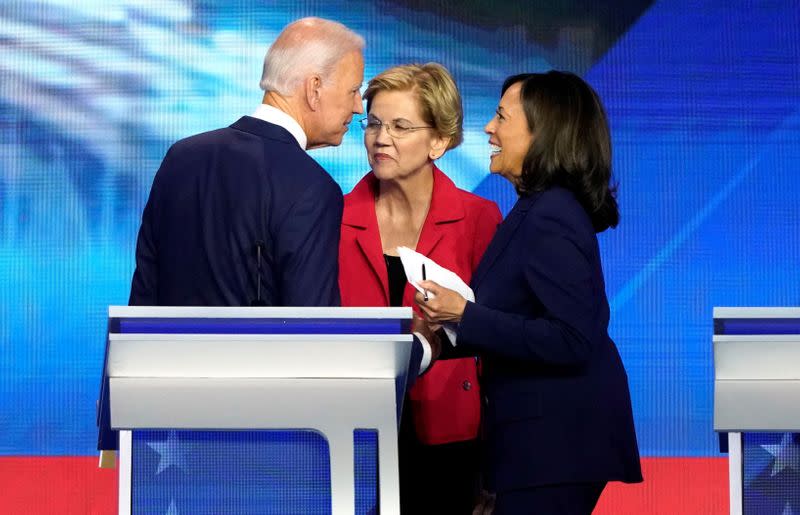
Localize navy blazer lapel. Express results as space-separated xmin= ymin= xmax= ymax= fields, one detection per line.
xmin=470 ymin=193 xmax=539 ymax=291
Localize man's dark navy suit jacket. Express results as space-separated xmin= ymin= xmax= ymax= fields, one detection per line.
xmin=128 ymin=116 xmax=343 ymax=307
xmin=98 ymin=117 xmax=342 ymax=450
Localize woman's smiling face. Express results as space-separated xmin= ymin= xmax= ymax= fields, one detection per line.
xmin=484 ymin=81 xmax=533 ymax=183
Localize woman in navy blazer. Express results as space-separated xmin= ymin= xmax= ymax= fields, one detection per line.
xmin=416 ymin=72 xmax=643 ymax=514
xmin=338 ymin=63 xmax=502 ymax=514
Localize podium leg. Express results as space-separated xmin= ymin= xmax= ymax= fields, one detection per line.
xmin=327 ymin=378 xmax=401 ymax=515
xmin=377 ymin=419 xmax=400 ymax=515
xmin=119 ymin=430 xmax=132 ymax=515
xmin=374 ymin=380 xmax=401 ymax=515
xmin=328 ymin=428 xmax=356 ymax=515
xmin=728 ymin=432 xmax=742 ymax=515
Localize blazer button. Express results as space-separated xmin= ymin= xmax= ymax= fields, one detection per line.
xmin=462 ymin=380 xmax=472 ymax=391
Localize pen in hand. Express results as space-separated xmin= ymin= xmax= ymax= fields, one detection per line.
xmin=422 ymin=263 xmax=428 ymax=301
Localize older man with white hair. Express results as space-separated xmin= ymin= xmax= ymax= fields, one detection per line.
xmin=98 ymin=18 xmax=365 ymax=452
xmin=259 ymin=18 xmax=366 ymax=150
xmin=128 ymin=17 xmax=364 ymax=310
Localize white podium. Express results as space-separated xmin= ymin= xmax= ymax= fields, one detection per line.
xmin=713 ymin=307 xmax=800 ymax=515
xmin=99 ymin=306 xmax=415 ymax=515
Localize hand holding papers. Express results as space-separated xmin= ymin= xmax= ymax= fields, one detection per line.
xmin=396 ymin=246 xmax=474 ymax=344
xmin=396 ymin=246 xmax=475 ymax=302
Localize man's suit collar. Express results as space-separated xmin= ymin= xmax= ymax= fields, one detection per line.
xmin=249 ymin=104 xmax=308 ymax=149
xmin=230 ymin=116 xmax=302 ymax=148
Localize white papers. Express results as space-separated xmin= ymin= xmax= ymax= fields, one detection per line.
xmin=396 ymin=246 xmax=474 ymax=344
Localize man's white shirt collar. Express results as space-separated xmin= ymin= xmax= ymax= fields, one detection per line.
xmin=250 ymin=104 xmax=308 ymax=150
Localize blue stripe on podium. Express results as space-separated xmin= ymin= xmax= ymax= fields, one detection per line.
xmin=114 ymin=317 xmax=410 ymax=335
xmin=714 ymin=319 xmax=800 ymax=335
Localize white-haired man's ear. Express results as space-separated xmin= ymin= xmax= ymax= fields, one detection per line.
xmin=305 ymin=75 xmax=323 ymax=110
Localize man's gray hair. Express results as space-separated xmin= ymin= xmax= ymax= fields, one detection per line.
xmin=260 ymin=18 xmax=365 ymax=96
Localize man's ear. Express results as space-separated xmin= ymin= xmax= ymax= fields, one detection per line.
xmin=429 ymin=135 xmax=450 ymax=160
xmin=305 ymin=75 xmax=323 ymax=111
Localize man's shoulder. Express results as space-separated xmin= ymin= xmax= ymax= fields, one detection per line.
xmin=166 ymin=121 xmax=321 ymax=171
xmin=162 ymin=120 xmax=340 ymax=197
xmin=167 ymin=126 xmax=232 ymax=152
xmin=229 ymin=116 xmax=300 ymax=147
xmin=168 ymin=118 xmax=300 ymax=154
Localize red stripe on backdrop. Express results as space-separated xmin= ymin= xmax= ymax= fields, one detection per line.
xmin=0 ymin=456 xmax=727 ymax=514
xmin=0 ymin=457 xmax=117 ymax=515
xmin=596 ymin=457 xmax=729 ymax=514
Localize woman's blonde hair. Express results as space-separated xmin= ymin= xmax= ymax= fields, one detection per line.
xmin=364 ymin=63 xmax=463 ymax=149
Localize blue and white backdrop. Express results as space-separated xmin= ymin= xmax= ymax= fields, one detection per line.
xmin=1 ymin=1 xmax=799 ymax=513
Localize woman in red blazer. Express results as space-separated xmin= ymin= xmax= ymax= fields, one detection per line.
xmin=339 ymin=63 xmax=501 ymax=514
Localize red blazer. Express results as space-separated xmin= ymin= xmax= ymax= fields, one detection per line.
xmin=339 ymin=166 xmax=502 ymax=444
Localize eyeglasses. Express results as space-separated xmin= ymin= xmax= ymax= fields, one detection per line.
xmin=359 ymin=116 xmax=434 ymax=138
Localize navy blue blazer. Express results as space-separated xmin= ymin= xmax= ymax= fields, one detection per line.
xmin=129 ymin=116 xmax=343 ymax=307
xmin=454 ymin=187 xmax=643 ymax=492
xmin=98 ymin=117 xmax=343 ymax=450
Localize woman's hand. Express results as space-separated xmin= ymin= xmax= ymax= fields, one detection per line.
xmin=412 ymin=312 xmax=442 ymax=361
xmin=414 ymin=280 xmax=468 ymax=324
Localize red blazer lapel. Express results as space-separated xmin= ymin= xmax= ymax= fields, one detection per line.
xmin=415 ymin=166 xmax=465 ymax=257
xmin=342 ymin=173 xmax=390 ymax=304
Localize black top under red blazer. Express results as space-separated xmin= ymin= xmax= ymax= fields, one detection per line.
xmin=454 ymin=186 xmax=643 ymax=491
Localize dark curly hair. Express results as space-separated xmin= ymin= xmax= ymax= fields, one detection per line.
xmin=502 ymin=71 xmax=619 ymax=232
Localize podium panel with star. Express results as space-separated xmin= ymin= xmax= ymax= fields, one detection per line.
xmin=743 ymin=432 xmax=800 ymax=514
xmin=130 ymin=429 xmax=379 ymax=515
xmin=714 ymin=308 xmax=800 ymax=515
xmin=101 ymin=307 xmax=411 ymax=515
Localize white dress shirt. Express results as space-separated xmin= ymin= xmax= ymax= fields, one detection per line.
xmin=250 ymin=104 xmax=308 ymax=150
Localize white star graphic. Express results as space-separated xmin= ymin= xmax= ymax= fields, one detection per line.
xmin=147 ymin=431 xmax=188 ymax=474
xmin=761 ymin=433 xmax=800 ymax=477
xmin=783 ymin=501 xmax=793 ymax=515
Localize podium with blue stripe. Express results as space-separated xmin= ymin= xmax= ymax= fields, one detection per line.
xmin=101 ymin=306 xmax=414 ymax=515
xmin=714 ymin=308 xmax=800 ymax=515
